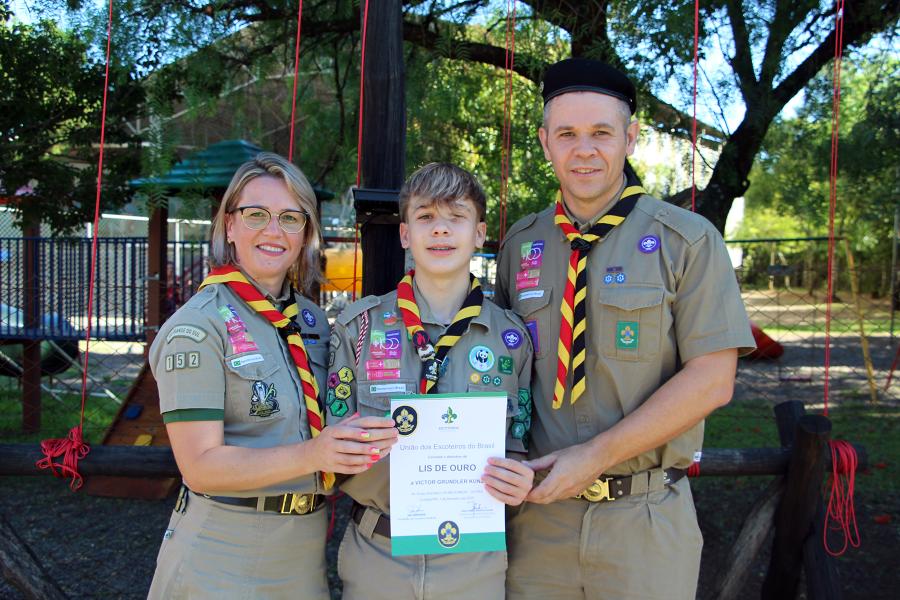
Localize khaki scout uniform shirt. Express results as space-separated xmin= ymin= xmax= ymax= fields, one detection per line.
xmin=149 ymin=272 xmax=330 ymax=497
xmin=327 ymin=286 xmax=534 ymax=514
xmin=495 ymin=191 xmax=755 ymax=475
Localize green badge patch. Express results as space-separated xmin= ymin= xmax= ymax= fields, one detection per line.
xmin=330 ymin=399 xmax=349 ymax=418
xmin=616 ymin=321 xmax=639 ymax=350
xmin=498 ymin=356 xmax=513 ymax=374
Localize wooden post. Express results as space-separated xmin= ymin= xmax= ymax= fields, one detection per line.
xmin=21 ymin=224 xmax=41 ymax=433
xmin=145 ymin=205 xmax=168 ymax=354
xmin=359 ymin=0 xmax=406 ymax=297
xmin=0 ymin=514 xmax=67 ymax=600
xmin=762 ymin=414 xmax=832 ymax=599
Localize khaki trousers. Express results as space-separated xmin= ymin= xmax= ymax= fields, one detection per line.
xmin=338 ymin=509 xmax=507 ymax=600
xmin=506 ymin=476 xmax=702 ymax=600
xmin=148 ymin=493 xmax=330 ymax=600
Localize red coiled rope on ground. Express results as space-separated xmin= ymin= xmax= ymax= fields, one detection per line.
xmin=822 ymin=0 xmax=859 ymax=556
xmin=36 ymin=0 xmax=117 ymax=490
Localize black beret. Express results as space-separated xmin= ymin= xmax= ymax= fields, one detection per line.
xmin=541 ymin=58 xmax=637 ymax=114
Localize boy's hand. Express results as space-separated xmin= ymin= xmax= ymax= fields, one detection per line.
xmin=481 ymin=457 xmax=534 ymax=506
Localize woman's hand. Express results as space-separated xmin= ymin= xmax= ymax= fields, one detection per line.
xmin=307 ymin=413 xmax=399 ymax=474
xmin=481 ymin=457 xmax=534 ymax=506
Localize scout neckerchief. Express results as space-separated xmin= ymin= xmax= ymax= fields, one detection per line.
xmin=553 ymin=175 xmax=645 ymax=409
xmin=199 ymin=265 xmax=333 ymax=489
xmin=396 ymin=270 xmax=483 ymax=394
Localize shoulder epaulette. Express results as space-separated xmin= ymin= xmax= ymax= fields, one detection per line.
xmin=336 ymin=295 xmax=381 ymax=326
xmin=187 ymin=284 xmax=218 ymax=308
xmin=641 ymin=197 xmax=710 ymax=245
xmin=499 ymin=212 xmax=539 ymax=252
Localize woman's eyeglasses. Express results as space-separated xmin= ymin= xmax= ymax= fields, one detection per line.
xmin=230 ymin=206 xmax=308 ymax=234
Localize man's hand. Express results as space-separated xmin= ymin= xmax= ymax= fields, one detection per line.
xmin=481 ymin=457 xmax=534 ymax=506
xmin=523 ymin=442 xmax=603 ymax=504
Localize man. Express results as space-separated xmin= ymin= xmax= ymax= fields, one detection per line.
xmin=495 ymin=58 xmax=755 ymax=599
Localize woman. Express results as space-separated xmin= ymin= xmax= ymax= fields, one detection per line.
xmin=147 ymin=152 xmax=397 ymax=599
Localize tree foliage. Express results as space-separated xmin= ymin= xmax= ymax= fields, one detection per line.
xmin=0 ymin=8 xmax=144 ymax=232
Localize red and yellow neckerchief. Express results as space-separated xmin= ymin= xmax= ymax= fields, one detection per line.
xmin=396 ymin=270 xmax=483 ymax=394
xmin=199 ymin=265 xmax=332 ymax=489
xmin=552 ymin=177 xmax=645 ymax=408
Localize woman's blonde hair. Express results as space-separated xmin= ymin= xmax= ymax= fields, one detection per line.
xmin=209 ymin=152 xmax=323 ymax=293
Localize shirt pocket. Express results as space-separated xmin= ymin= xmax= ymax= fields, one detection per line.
xmin=222 ymin=351 xmax=285 ymax=422
xmin=514 ymin=289 xmax=553 ymax=360
xmin=596 ymin=285 xmax=665 ymax=362
xmin=357 ymin=379 xmax=417 ymax=417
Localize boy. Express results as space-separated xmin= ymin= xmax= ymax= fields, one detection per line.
xmin=327 ymin=163 xmax=535 ymax=600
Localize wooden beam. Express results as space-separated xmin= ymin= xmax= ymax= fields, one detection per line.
xmin=0 ymin=443 xmax=866 ymax=479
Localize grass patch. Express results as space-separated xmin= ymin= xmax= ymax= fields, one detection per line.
xmin=0 ymin=385 xmax=120 ymax=445
xmin=705 ymin=400 xmax=900 ymax=494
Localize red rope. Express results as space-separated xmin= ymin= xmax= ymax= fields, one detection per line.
xmin=37 ymin=0 xmax=117 ymax=489
xmin=824 ymin=440 xmax=860 ymax=556
xmin=821 ymin=0 xmax=859 ymax=556
xmin=287 ymin=0 xmax=304 ymax=161
xmin=355 ymin=0 xmax=371 ymax=187
xmin=498 ymin=0 xmax=517 ymax=242
xmin=689 ymin=0 xmax=699 ymax=213
xmin=351 ymin=0 xmax=370 ymax=301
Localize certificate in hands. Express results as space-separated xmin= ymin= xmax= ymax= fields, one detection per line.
xmin=389 ymin=392 xmax=507 ymax=556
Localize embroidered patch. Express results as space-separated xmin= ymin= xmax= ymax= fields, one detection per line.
xmin=520 ymin=240 xmax=544 ymax=269
xmin=638 ymin=235 xmax=660 ymax=254
xmin=328 ymin=350 xmax=335 ymax=368
xmin=165 ymin=351 xmax=200 ymax=372
xmin=230 ymin=354 xmax=263 ymax=368
xmin=518 ymin=388 xmax=532 ymax=414
xmin=335 ymin=383 xmax=352 ymax=400
xmin=370 ymin=383 xmax=408 ymax=394
xmin=481 ymin=374 xmax=491 ymax=385
xmin=301 ymin=308 xmax=316 ymax=327
xmin=249 ymin=381 xmax=279 ymax=417
xmin=365 ymin=359 xmax=400 ymax=370
xmin=525 ymin=320 xmax=540 ymax=354
xmin=218 ymin=304 xmax=258 ymax=353
xmin=515 ymin=269 xmax=541 ymax=291
xmin=382 ymin=311 xmax=398 ymax=326
xmin=492 ymin=376 xmax=502 ymax=386
xmin=468 ymin=345 xmax=495 ymax=372
xmin=469 ymin=373 xmax=480 ymax=384
xmin=366 ymin=369 xmax=401 ymax=380
xmin=330 ymin=399 xmax=349 ymax=418
xmin=165 ymin=325 xmax=208 ymax=344
xmin=338 ymin=366 xmax=355 ymax=383
xmin=326 ymin=388 xmax=337 ymax=406
xmin=502 ymin=329 xmax=523 ymax=350
xmin=498 ymin=356 xmax=513 ymax=374
xmin=517 ymin=289 xmax=545 ymax=302
xmin=510 ymin=421 xmax=526 ymax=440
xmin=327 ymin=373 xmax=340 ymax=389
xmin=616 ymin=321 xmax=639 ymax=350
xmin=371 ymin=329 xmax=402 ymax=359
xmin=329 ymin=331 xmax=341 ymax=351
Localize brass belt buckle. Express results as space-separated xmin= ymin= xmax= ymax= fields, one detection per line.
xmin=280 ymin=493 xmax=313 ymax=514
xmin=578 ymin=477 xmax=615 ymax=503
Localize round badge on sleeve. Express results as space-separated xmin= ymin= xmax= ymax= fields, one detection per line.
xmin=638 ymin=235 xmax=660 ymax=254
xmin=301 ymin=308 xmax=316 ymax=327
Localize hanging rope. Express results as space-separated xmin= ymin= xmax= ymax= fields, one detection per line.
xmin=498 ymin=0 xmax=517 ymax=242
xmin=822 ymin=0 xmax=859 ymax=557
xmin=351 ymin=0 xmax=371 ymax=301
xmin=36 ymin=0 xmax=117 ymax=490
xmin=689 ymin=0 xmax=700 ymax=213
xmin=287 ymin=0 xmax=304 ymax=161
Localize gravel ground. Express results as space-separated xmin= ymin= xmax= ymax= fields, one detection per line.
xmin=1 ymin=474 xmax=897 ymax=599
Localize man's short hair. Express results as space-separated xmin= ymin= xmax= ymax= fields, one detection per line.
xmin=398 ymin=163 xmax=486 ymax=223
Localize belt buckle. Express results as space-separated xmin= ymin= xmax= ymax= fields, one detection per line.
xmin=281 ymin=493 xmax=314 ymax=515
xmin=578 ymin=477 xmax=615 ymax=503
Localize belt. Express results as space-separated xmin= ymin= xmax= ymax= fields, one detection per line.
xmin=351 ymin=502 xmax=392 ymax=538
xmin=575 ymin=468 xmax=686 ymax=503
xmin=192 ymin=490 xmax=323 ymax=515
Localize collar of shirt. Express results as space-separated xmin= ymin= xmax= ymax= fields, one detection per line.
xmin=561 ymin=173 xmax=628 ymax=233
xmin=411 ymin=278 xmax=492 ymax=333
xmin=235 ymin=265 xmax=292 ymax=304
